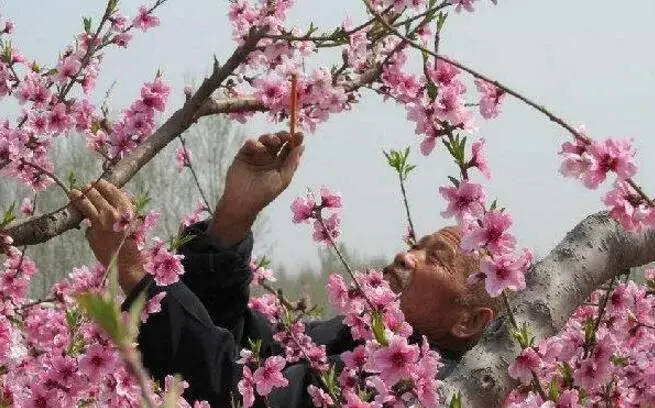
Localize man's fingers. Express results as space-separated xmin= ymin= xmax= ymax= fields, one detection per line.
xmin=94 ymin=179 xmax=132 ymax=212
xmin=69 ymin=189 xmax=100 ymax=223
xmin=280 ymin=144 xmax=305 ymax=184
xmin=83 ymin=185 xmax=118 ymax=219
xmin=260 ymin=133 xmax=283 ymax=156
xmin=242 ymin=138 xmax=268 ymax=156
xmin=275 ymin=131 xmax=304 ymax=148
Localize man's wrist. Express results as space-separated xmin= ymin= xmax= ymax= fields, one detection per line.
xmin=209 ymin=199 xmax=257 ymax=248
xmin=118 ymin=264 xmax=146 ymax=295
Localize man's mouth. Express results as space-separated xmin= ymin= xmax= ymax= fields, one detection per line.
xmin=383 ymin=266 xmax=403 ymax=294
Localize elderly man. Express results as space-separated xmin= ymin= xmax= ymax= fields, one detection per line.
xmin=70 ymin=131 xmax=499 ymax=407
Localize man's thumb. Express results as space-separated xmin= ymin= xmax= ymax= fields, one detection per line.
xmin=280 ymin=144 xmax=305 ymax=182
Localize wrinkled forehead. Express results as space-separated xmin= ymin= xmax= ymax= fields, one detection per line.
xmin=417 ymin=226 xmax=462 ymax=249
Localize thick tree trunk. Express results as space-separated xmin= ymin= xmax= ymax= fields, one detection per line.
xmin=440 ymin=211 xmax=655 ymax=406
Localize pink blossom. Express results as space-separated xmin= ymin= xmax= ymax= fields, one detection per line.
xmin=140 ymin=77 xmax=170 ymax=112
xmin=19 ymin=197 xmax=34 ymax=215
xmin=469 ymin=138 xmax=491 ymax=178
xmin=559 ymin=132 xmax=592 ymax=180
xmin=0 ymin=315 xmax=12 ymax=364
xmin=475 ymin=78 xmax=505 ymax=119
xmin=112 ymin=32 xmax=133 ymax=48
xmin=248 ymin=294 xmax=280 ymax=323
xmin=143 ymin=240 xmax=185 ymax=286
xmin=508 ymin=347 xmax=542 ymax=385
xmin=175 ymin=145 xmax=191 ymax=172
xmin=253 ymin=356 xmax=288 ymax=396
xmin=420 ymin=135 xmax=437 ymax=156
xmin=460 ymin=209 xmax=516 ymax=255
xmin=320 ymin=187 xmax=342 ymax=208
xmin=452 ymin=0 xmax=477 ymax=13
xmin=249 ymin=258 xmax=276 ymax=286
xmin=110 ymin=13 xmax=129 ymax=30
xmin=78 ymin=343 xmax=117 ymax=381
xmin=312 ymin=213 xmax=341 ymax=244
xmin=47 ymin=102 xmax=74 ymax=134
xmin=434 ymin=87 xmax=471 ymax=127
xmin=582 ymin=137 xmax=637 ymax=189
xmin=371 ymin=335 xmax=419 ymax=385
xmin=308 ymin=385 xmax=334 ymax=407
xmin=141 ymin=291 xmax=166 ymax=323
xmin=55 ymin=56 xmax=81 ymax=84
xmin=602 ymin=180 xmax=650 ymax=232
xmin=133 ymin=5 xmax=160 ymax=31
xmin=290 ymin=195 xmax=315 ymax=223
xmin=254 ymin=75 xmax=287 ymax=109
xmin=112 ymin=210 xmax=134 ymax=233
xmin=181 ymin=200 xmax=210 ymax=228
xmin=238 ymin=366 xmax=255 ymax=408
xmin=439 ymin=180 xmax=486 ymax=222
xmin=477 ymin=249 xmax=533 ymax=297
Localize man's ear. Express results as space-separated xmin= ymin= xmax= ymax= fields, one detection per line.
xmin=449 ymin=307 xmax=494 ymax=340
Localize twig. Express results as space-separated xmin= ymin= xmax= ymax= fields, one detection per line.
xmin=289 ymin=74 xmax=298 ymax=140
xmin=397 ymin=172 xmax=416 ymax=243
xmin=316 ymin=215 xmax=376 ymax=311
xmin=178 ymin=135 xmax=212 ymax=211
xmin=20 ymin=159 xmax=71 ymax=196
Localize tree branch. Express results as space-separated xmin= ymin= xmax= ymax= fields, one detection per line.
xmin=440 ymin=211 xmax=655 ymax=406
xmin=2 ymin=27 xmax=268 ymax=248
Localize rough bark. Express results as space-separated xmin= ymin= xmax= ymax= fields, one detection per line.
xmin=440 ymin=211 xmax=655 ymax=407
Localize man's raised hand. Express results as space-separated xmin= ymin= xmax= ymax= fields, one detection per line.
xmin=69 ymin=179 xmax=145 ymax=294
xmin=210 ymin=131 xmax=305 ymax=246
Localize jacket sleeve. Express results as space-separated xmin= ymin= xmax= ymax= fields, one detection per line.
xmin=122 ymin=276 xmax=242 ymax=408
xmin=175 ymin=220 xmax=254 ymax=331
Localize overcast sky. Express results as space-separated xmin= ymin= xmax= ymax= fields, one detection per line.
xmin=5 ymin=0 xmax=655 ymax=271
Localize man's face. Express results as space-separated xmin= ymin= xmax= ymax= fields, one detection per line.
xmin=382 ymin=228 xmax=472 ymax=341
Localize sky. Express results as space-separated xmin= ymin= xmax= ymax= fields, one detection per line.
xmin=4 ymin=0 xmax=655 ymax=271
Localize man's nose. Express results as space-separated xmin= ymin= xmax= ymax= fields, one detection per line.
xmin=394 ymin=251 xmax=417 ymax=270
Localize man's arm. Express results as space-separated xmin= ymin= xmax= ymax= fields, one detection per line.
xmin=171 ymin=131 xmax=305 ymax=329
xmin=176 ymin=220 xmax=254 ymax=330
xmin=122 ymin=277 xmax=243 ymax=407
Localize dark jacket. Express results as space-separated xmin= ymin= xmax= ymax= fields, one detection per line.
xmin=121 ymin=221 xmax=463 ymax=407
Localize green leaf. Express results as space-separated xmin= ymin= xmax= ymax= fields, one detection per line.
xmin=610 ymin=354 xmax=629 ymax=367
xmin=83 ymin=17 xmax=92 ymax=34
xmin=65 ymin=309 xmax=81 ymax=328
xmin=371 ymin=310 xmax=388 ymax=346
xmin=108 ymin=0 xmax=120 ymax=14
xmin=512 ymin=322 xmax=534 ymax=348
xmin=67 ymin=171 xmax=78 ymax=191
xmin=76 ymin=292 xmax=123 ymax=345
xmin=126 ymin=290 xmax=146 ymax=343
xmin=247 ymin=338 xmax=262 ymax=357
xmin=547 ymin=378 xmax=560 ymax=401
xmin=583 ymin=318 xmax=596 ymax=346
xmin=1 ymin=202 xmax=16 ymax=228
xmin=426 ymin=81 xmax=438 ymax=100
xmin=437 ymin=12 xmax=449 ymax=31
xmin=169 ymin=233 xmax=196 ymax=253
xmin=447 ymin=176 xmax=460 ymax=188
xmin=134 ymin=191 xmax=151 ymax=213
xmin=448 ymin=392 xmax=462 ymax=408
xmin=558 ymin=362 xmax=573 ymax=387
